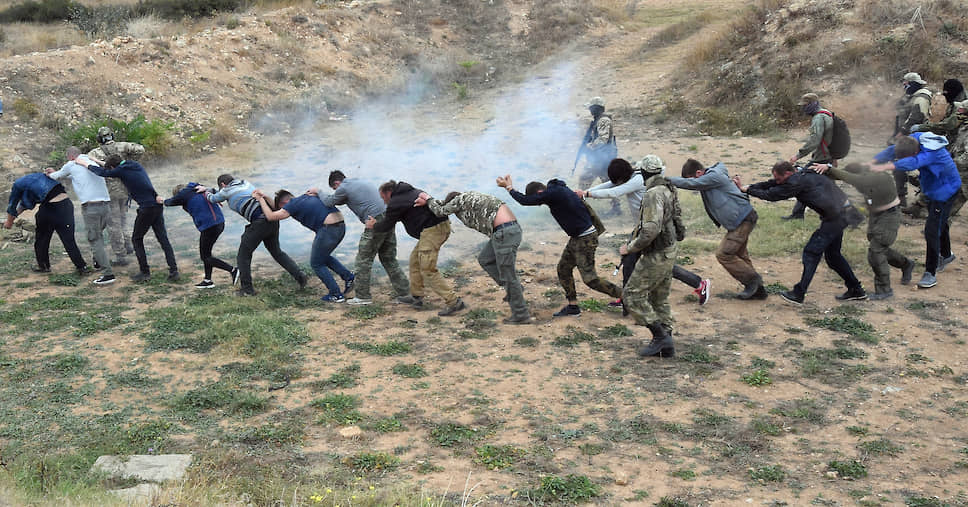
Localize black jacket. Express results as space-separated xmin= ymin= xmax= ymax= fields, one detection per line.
xmin=508 ymin=179 xmax=593 ymax=237
xmin=747 ymin=170 xmax=847 ymax=221
xmin=373 ymin=181 xmax=447 ymax=239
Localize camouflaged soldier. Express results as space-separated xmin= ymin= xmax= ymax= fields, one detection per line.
xmin=909 ymin=95 xmax=968 ymax=217
xmin=621 ymin=160 xmax=682 ymax=359
xmin=892 ymin=73 xmax=933 ymax=209
xmin=416 ymin=190 xmax=532 ymax=324
xmin=88 ymin=126 xmax=145 ymax=262
xmin=576 ymin=97 xmax=620 ymax=215
xmin=944 ymin=100 xmax=968 ymax=218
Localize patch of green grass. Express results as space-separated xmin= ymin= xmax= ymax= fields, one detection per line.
xmin=308 ymin=364 xmax=361 ymax=390
xmin=474 ymin=444 xmax=526 ymax=470
xmin=806 ymin=316 xmax=878 ymax=344
xmin=172 ymin=382 xmax=270 ymax=417
xmin=345 ymin=303 xmax=388 ymax=320
xmin=531 ymin=474 xmax=602 ymax=503
xmin=771 ymin=398 xmax=825 ymax=425
xmin=827 ymin=459 xmax=867 ymax=479
xmin=391 ymin=363 xmax=427 ymax=378
xmin=750 ymin=356 xmax=776 ymax=369
xmin=905 ymin=496 xmax=950 ymax=507
xmin=47 ymin=353 xmax=89 ymax=375
xmin=656 ymin=498 xmax=691 ymax=507
xmin=749 ymin=464 xmax=785 ymax=482
xmin=742 ymin=369 xmax=772 ymax=386
xmin=463 ymin=308 xmax=497 ymax=332
xmin=552 ymin=327 xmax=597 ymax=347
xmin=311 ymin=393 xmax=364 ymax=425
xmin=48 ymin=274 xmax=79 ymax=287
xmin=764 ymin=282 xmax=789 ymax=295
xmin=670 ymin=468 xmax=696 ymax=480
xmin=105 ymin=368 xmax=160 ymax=389
xmin=344 ymin=451 xmax=400 ymax=474
xmin=578 ymin=299 xmax=607 ymax=312
xmin=230 ymin=419 xmax=306 ymax=446
xmin=859 ymin=438 xmax=903 ymax=456
xmin=429 ymin=422 xmax=484 ymax=447
xmin=366 ymin=416 xmax=405 ymax=433
xmin=846 ymin=425 xmax=869 ymax=437
xmin=514 ymin=336 xmax=539 ymax=347
xmin=906 ymin=353 xmax=931 ymax=363
xmin=343 ymin=340 xmax=411 ymax=356
xmin=680 ymin=346 xmax=719 ymax=363
xmin=599 ymin=324 xmax=632 ymax=338
xmin=750 ymin=417 xmax=783 ymax=436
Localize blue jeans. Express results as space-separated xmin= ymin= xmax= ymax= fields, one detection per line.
xmin=312 ymin=223 xmax=352 ymax=296
xmin=924 ymin=196 xmax=954 ymax=274
xmin=793 ymin=215 xmax=861 ymax=297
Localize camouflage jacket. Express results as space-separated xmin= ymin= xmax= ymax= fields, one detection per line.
xmin=427 ymin=191 xmax=503 ymax=236
xmin=88 ymin=141 xmax=146 ymax=199
xmin=950 ymin=121 xmax=968 ymax=172
xmin=896 ymin=88 xmax=932 ymax=135
xmin=586 ymin=114 xmax=614 ymax=151
xmin=627 ymin=176 xmax=678 ymax=255
xmin=922 ymin=112 xmax=967 ymax=147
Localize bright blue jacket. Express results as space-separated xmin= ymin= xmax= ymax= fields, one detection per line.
xmin=164 ymin=182 xmax=225 ymax=232
xmin=7 ymin=173 xmax=61 ymax=216
xmin=874 ymin=132 xmax=961 ymax=202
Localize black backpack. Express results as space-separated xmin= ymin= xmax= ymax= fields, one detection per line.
xmin=818 ymin=110 xmax=851 ymax=160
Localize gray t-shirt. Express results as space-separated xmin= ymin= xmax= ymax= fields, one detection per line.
xmin=321 ymin=178 xmax=386 ymax=223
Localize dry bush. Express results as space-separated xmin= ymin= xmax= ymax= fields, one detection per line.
xmin=593 ymin=0 xmax=636 ymax=23
xmin=856 ymin=0 xmax=918 ymax=25
xmin=0 ymin=22 xmax=86 ymax=57
xmin=125 ymin=14 xmax=178 ymax=38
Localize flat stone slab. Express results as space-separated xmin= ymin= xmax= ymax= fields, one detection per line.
xmin=108 ymin=483 xmax=162 ymax=504
xmin=92 ymin=454 xmax=192 ymax=483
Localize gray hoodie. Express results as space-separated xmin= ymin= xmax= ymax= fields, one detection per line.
xmin=667 ymin=162 xmax=754 ymax=231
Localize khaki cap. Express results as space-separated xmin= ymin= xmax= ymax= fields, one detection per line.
xmin=797 ymin=93 xmax=820 ymax=106
xmin=903 ymin=72 xmax=927 ymax=84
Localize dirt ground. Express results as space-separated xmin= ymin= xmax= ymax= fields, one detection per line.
xmin=1 ymin=0 xmax=967 ymax=505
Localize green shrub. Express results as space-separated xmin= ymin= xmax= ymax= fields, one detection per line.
xmin=0 ymin=0 xmax=73 ymax=23
xmin=53 ymin=115 xmax=175 ymax=163
xmin=532 ymin=474 xmax=602 ymax=503
xmin=69 ymin=4 xmax=134 ymax=37
xmin=12 ymin=98 xmax=40 ymax=119
xmin=827 ymin=459 xmax=867 ymax=479
xmin=137 ymin=0 xmax=242 ymax=20
xmin=345 ymin=452 xmax=399 ymax=474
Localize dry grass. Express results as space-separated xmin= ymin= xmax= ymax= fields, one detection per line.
xmin=125 ymin=14 xmax=183 ymax=39
xmin=0 ymin=22 xmax=87 ymax=57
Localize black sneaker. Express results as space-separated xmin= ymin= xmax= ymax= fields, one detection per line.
xmin=553 ymin=304 xmax=581 ymax=317
xmin=835 ymin=287 xmax=868 ymax=301
xmin=900 ymin=259 xmax=915 ymax=285
xmin=231 ymin=267 xmax=240 ymax=285
xmin=236 ymin=288 xmax=256 ymax=297
xmin=93 ymin=260 xmax=102 ymax=270
xmin=195 ymin=279 xmax=215 ymax=289
xmin=93 ymin=274 xmax=116 ymax=285
xmin=779 ymin=290 xmax=804 ymax=305
xmin=131 ymin=272 xmax=151 ymax=283
xmin=438 ymin=298 xmax=466 ymax=316
xmin=76 ymin=265 xmax=94 ymax=275
xmin=167 ymin=270 xmax=180 ymax=282
xmin=31 ymin=265 xmax=51 ymax=273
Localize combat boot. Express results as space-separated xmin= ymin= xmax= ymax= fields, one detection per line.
xmin=638 ymin=323 xmax=675 ymax=358
xmin=736 ymin=277 xmax=763 ymax=300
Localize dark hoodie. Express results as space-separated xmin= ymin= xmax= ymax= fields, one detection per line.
xmin=747 ymin=169 xmax=848 ymax=222
xmin=508 ymin=179 xmax=594 ymax=237
xmin=373 ymin=181 xmax=447 ymax=239
xmin=943 ymin=79 xmax=966 ymax=117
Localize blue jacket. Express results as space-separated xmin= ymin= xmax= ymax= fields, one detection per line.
xmin=88 ymin=160 xmax=159 ymax=209
xmin=667 ymin=162 xmax=753 ymax=231
xmin=164 ymin=182 xmax=225 ymax=232
xmin=874 ymin=132 xmax=961 ymax=202
xmin=7 ymin=173 xmax=61 ymax=216
xmin=508 ymin=179 xmax=593 ymax=237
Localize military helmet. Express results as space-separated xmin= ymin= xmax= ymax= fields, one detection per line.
xmin=902 ymin=72 xmax=926 ymax=85
xmin=584 ymin=97 xmax=605 ymax=108
xmin=635 ymin=154 xmax=666 ymax=175
xmin=96 ymin=126 xmax=115 ymax=144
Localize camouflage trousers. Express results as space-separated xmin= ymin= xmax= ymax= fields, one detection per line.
xmin=478 ymin=222 xmax=529 ymax=320
xmin=107 ymin=196 xmax=133 ymax=257
xmin=867 ymin=207 xmax=909 ymax=293
xmin=557 ymin=232 xmax=622 ymax=302
xmin=623 ymin=245 xmax=676 ymax=329
xmin=410 ymin=221 xmax=457 ymax=306
xmin=354 ymin=216 xmax=410 ymax=299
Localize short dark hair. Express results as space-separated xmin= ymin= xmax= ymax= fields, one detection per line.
xmin=607 ymin=158 xmax=634 ymax=184
xmin=378 ymin=180 xmax=397 ymax=194
xmin=894 ymin=136 xmax=920 ymax=159
xmin=681 ymin=159 xmax=705 ymax=178
xmin=274 ymin=189 xmax=294 ymax=210
xmin=216 ymin=174 xmax=234 ymax=187
xmin=771 ymin=161 xmax=796 ymax=175
xmin=105 ymin=154 xmax=122 ymax=169
xmin=328 ymin=170 xmax=346 ymax=187
xmin=443 ymin=191 xmax=461 ymax=204
xmin=525 ymin=181 xmax=545 ymax=196
xmin=172 ymin=184 xmax=186 ymax=197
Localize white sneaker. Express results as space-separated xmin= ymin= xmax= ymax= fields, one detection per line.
xmin=345 ymin=297 xmax=372 ymax=305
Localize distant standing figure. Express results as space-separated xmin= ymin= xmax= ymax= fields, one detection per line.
xmin=5 ymin=172 xmax=90 ymax=275
xmin=164 ymin=182 xmax=238 ymax=289
xmin=892 ymin=72 xmax=933 ymax=209
xmin=576 ymin=97 xmax=620 ymax=216
xmin=88 ymin=126 xmax=145 ymax=261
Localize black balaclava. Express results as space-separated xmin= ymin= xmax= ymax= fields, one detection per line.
xmin=802 ymin=101 xmax=820 ymax=115
xmin=943 ymin=79 xmax=965 ymax=104
xmin=905 ymin=81 xmax=923 ymax=95
xmin=589 ymin=105 xmax=605 ymax=118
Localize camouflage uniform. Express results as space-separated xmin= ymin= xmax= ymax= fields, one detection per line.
xmin=623 ymin=176 xmax=678 ymax=329
xmin=558 ymin=232 xmax=623 ymax=302
xmin=427 ymin=191 xmax=529 ymax=320
xmin=947 ymin=113 xmax=968 ymax=217
xmin=354 ymin=220 xmax=410 ymax=299
xmin=894 ymin=84 xmax=932 ymax=206
xmin=88 ymin=140 xmax=145 ymax=257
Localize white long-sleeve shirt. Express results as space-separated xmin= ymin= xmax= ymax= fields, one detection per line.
xmin=47 ymin=155 xmax=110 ymax=204
xmin=587 ymin=175 xmax=647 ymax=214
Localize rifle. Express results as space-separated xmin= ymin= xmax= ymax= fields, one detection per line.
xmin=572 ymin=143 xmax=587 ymax=175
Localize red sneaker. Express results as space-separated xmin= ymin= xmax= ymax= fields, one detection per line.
xmin=693 ymin=279 xmax=711 ymax=305
xmin=608 ymin=299 xmax=623 ymax=307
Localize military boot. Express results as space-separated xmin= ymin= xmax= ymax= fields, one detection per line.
xmin=638 ymin=323 xmax=675 ymax=358
xmin=736 ymin=277 xmax=763 ymax=300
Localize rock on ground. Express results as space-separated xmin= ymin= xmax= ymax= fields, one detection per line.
xmin=92 ymin=454 xmax=193 ymax=483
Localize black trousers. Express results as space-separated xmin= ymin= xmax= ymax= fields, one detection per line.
xmin=237 ymin=219 xmax=304 ymax=292
xmin=793 ymin=215 xmax=861 ymax=297
xmin=35 ymin=199 xmax=86 ymax=270
xmin=199 ymin=223 xmax=234 ymax=279
xmin=132 ymin=205 xmax=177 ymax=274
